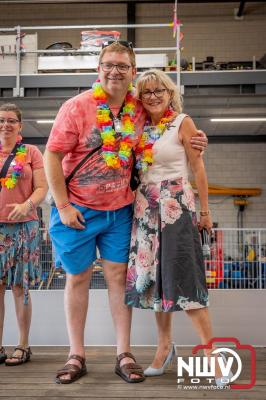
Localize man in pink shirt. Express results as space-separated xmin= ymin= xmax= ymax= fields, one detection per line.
xmin=44 ymin=41 xmax=207 ymax=384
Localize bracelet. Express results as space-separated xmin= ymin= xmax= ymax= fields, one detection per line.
xmin=57 ymin=201 xmax=71 ymax=210
xmin=200 ymin=210 xmax=210 ymax=216
xmin=27 ymin=199 xmax=35 ymax=211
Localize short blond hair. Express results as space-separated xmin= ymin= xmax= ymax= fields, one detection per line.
xmin=99 ymin=42 xmax=136 ymax=67
xmin=136 ymin=69 xmax=182 ymax=114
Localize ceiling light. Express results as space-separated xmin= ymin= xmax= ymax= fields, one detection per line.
xmin=211 ymin=118 xmax=266 ymax=122
xmin=36 ymin=120 xmax=55 ymax=124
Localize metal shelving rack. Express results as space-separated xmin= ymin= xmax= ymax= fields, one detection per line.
xmin=0 ymin=22 xmax=181 ymax=97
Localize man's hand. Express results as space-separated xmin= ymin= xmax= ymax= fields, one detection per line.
xmin=190 ymin=129 xmax=208 ymax=152
xmin=58 ymin=205 xmax=86 ymax=230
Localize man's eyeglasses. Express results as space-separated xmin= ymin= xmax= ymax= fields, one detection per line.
xmin=0 ymin=118 xmax=20 ymax=125
xmin=101 ymin=40 xmax=133 ymax=50
xmin=141 ymin=89 xmax=167 ymax=100
xmin=100 ymin=62 xmax=132 ymax=74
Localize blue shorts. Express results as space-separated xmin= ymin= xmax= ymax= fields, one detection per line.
xmin=49 ymin=203 xmax=133 ymax=275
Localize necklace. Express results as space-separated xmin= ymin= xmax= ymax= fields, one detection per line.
xmin=0 ymin=137 xmax=27 ymax=189
xmin=92 ymin=80 xmax=136 ymax=169
xmin=135 ymin=109 xmax=176 ymax=172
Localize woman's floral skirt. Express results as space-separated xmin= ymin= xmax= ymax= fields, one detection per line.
xmin=125 ymin=178 xmax=209 ymax=312
xmin=0 ymin=220 xmax=40 ymax=304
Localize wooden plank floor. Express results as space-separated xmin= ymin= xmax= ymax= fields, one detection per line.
xmin=0 ymin=346 xmax=265 ymax=400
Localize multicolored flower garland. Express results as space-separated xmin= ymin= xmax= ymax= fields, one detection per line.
xmin=135 ymin=109 xmax=177 ymax=172
xmin=0 ymin=137 xmax=27 ymax=189
xmin=92 ymin=80 xmax=136 ymax=169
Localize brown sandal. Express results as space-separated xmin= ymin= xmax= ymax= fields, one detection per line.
xmin=115 ymin=352 xmax=145 ymax=383
xmin=55 ymin=354 xmax=87 ymax=384
xmin=5 ymin=346 xmax=31 ymax=366
xmin=0 ymin=347 xmax=7 ymax=364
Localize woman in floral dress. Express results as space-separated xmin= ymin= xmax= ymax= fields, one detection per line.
xmin=125 ymin=70 xmax=223 ymax=380
xmin=0 ymin=103 xmax=47 ymax=365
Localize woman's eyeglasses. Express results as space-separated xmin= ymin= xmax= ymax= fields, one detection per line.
xmin=100 ymin=62 xmax=132 ymax=73
xmin=141 ymin=89 xmax=167 ymax=100
xmin=0 ymin=118 xmax=20 ymax=125
xmin=101 ymin=40 xmax=133 ymax=49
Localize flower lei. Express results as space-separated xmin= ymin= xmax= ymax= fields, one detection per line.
xmin=0 ymin=136 xmax=27 ymax=189
xmin=135 ymin=109 xmax=176 ymax=172
xmin=92 ymin=80 xmax=136 ymax=169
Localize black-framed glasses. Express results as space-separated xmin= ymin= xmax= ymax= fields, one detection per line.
xmin=101 ymin=40 xmax=133 ymax=50
xmin=100 ymin=62 xmax=132 ymax=74
xmin=0 ymin=118 xmax=20 ymax=125
xmin=141 ymin=89 xmax=168 ymax=100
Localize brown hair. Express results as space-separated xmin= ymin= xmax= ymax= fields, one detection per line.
xmin=0 ymin=103 xmax=22 ymax=121
xmin=136 ymin=69 xmax=183 ymax=114
xmin=99 ymin=42 xmax=136 ymax=67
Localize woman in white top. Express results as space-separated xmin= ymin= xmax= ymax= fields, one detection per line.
xmin=125 ymin=70 xmax=231 ymax=385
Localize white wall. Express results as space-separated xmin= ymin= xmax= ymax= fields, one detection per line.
xmin=3 ymin=289 xmax=266 ymax=346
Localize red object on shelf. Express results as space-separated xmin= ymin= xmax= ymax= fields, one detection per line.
xmin=80 ymin=30 xmax=121 ymax=50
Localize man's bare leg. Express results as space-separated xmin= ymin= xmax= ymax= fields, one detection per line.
xmin=103 ymin=260 xmax=141 ymax=380
xmin=58 ymin=267 xmax=93 ymax=381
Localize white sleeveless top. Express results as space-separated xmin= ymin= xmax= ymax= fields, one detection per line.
xmin=140 ymin=113 xmax=189 ymax=184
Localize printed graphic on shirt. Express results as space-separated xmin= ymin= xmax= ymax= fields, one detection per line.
xmin=84 ymin=126 xmax=102 ymax=150
xmin=75 ymin=126 xmax=132 ymax=189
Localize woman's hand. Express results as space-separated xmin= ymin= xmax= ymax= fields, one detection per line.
xmin=7 ymin=202 xmax=31 ymax=221
xmin=198 ymin=214 xmax=212 ymax=233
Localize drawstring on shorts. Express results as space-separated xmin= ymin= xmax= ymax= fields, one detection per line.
xmin=106 ymin=210 xmax=116 ymax=223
